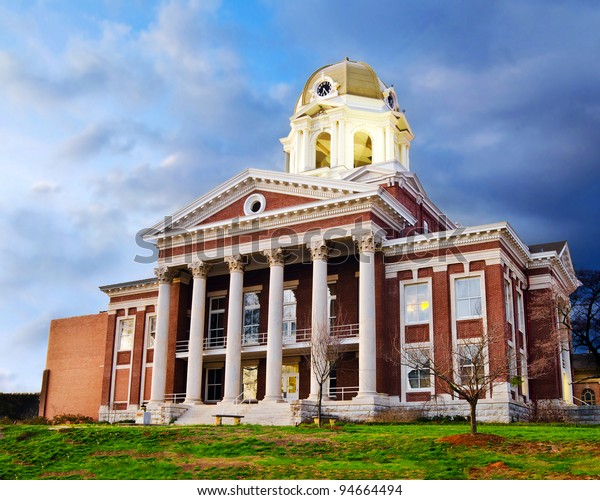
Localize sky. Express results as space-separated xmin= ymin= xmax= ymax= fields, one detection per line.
xmin=1 ymin=0 xmax=599 ymax=393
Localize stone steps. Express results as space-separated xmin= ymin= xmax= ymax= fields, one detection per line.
xmin=174 ymin=401 xmax=298 ymax=426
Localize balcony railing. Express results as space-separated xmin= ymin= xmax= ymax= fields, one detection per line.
xmin=174 ymin=323 xmax=360 ymax=353
xmin=329 ymin=386 xmax=359 ymax=400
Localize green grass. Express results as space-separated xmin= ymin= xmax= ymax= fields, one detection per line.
xmin=0 ymin=422 xmax=599 ymax=480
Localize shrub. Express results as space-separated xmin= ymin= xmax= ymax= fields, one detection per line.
xmin=52 ymin=414 xmax=95 ymax=425
xmin=527 ymin=400 xmax=568 ymax=423
xmin=24 ymin=416 xmax=50 ymax=425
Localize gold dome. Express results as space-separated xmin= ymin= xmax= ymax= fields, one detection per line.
xmin=299 ymin=58 xmax=386 ymax=107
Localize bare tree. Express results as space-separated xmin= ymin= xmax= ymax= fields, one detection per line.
xmin=307 ymin=319 xmax=344 ymax=428
xmin=563 ymin=269 xmax=600 ymax=376
xmin=399 ymin=324 xmax=555 ymax=435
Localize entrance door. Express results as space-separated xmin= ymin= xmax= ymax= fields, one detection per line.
xmin=282 ymin=373 xmax=299 ymax=401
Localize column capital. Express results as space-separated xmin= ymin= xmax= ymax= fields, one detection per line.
xmin=225 ymin=254 xmax=246 ymax=273
xmin=189 ymin=260 xmax=211 ymax=279
xmin=353 ymin=232 xmax=382 ymax=254
xmin=154 ymin=266 xmax=176 ymax=284
xmin=263 ymin=248 xmax=286 ymax=267
xmin=307 ymin=240 xmax=329 ymax=261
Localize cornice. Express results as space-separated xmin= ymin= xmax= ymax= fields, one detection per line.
xmin=155 ymin=190 xmax=414 ymax=250
xmin=100 ymin=279 xmax=158 ymax=297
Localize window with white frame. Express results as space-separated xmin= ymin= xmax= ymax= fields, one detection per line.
xmin=404 ymin=283 xmax=431 ymax=324
xmin=328 ymin=283 xmax=337 ymax=328
xmin=405 ymin=347 xmax=432 ymax=390
xmin=517 ymin=291 xmax=525 ymax=332
xmin=208 ymin=297 xmax=225 ymax=347
xmin=458 ymin=343 xmax=485 ymax=386
xmin=455 ymin=277 xmax=482 ymax=319
xmin=504 ymin=280 xmax=513 ymax=323
xmin=282 ymin=289 xmax=297 ymax=343
xmin=117 ymin=317 xmax=134 ymax=351
xmin=423 ymin=220 xmax=429 ymax=234
xmin=408 ymin=366 xmax=431 ymax=389
xmin=243 ymin=292 xmax=260 ymax=345
xmin=146 ymin=315 xmax=157 ymax=349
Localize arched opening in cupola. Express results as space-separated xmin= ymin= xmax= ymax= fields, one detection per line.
xmin=315 ymin=132 xmax=331 ymax=168
xmin=353 ymin=131 xmax=372 ymax=168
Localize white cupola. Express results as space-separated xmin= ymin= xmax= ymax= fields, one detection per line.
xmin=280 ymin=58 xmax=414 ymax=179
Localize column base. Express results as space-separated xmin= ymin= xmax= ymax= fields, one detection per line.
xmin=183 ymin=399 xmax=204 ymax=406
xmin=262 ymin=396 xmax=285 ymax=403
xmin=352 ymin=393 xmax=389 ymax=405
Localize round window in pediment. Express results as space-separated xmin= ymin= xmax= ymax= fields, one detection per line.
xmin=243 ymin=193 xmax=266 ymax=216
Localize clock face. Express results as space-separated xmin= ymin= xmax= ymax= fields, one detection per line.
xmin=387 ymin=93 xmax=395 ymax=109
xmin=316 ymin=81 xmax=332 ymax=97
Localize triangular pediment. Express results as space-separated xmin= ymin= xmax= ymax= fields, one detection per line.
xmin=142 ymin=168 xmax=376 ymax=238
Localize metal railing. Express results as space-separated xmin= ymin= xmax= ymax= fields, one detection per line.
xmin=173 ymin=323 xmax=360 ymax=353
xmin=328 ymin=386 xmax=359 ymax=400
xmin=164 ymin=393 xmax=186 ymax=403
xmin=573 ymin=396 xmax=594 ymax=406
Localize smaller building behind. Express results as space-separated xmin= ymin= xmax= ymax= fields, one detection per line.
xmin=39 ymin=313 xmax=108 ymax=420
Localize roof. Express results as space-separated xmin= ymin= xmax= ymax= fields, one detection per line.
xmin=300 ymin=58 xmax=385 ymax=107
xmin=99 ymin=277 xmax=157 ymax=293
xmin=528 ymin=241 xmax=567 ymax=254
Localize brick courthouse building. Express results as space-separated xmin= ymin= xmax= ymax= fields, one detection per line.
xmin=39 ymin=60 xmax=579 ymax=424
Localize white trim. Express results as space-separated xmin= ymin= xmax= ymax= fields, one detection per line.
xmin=243 ymin=193 xmax=267 ymax=216
xmin=399 ymin=278 xmax=434 ymax=402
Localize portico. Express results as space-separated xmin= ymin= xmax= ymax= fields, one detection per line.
xmin=145 ymin=231 xmax=383 ymax=411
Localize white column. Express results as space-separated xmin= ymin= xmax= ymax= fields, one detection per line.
xmin=338 ymin=120 xmax=346 ymax=167
xmin=294 ymin=130 xmax=302 ymax=173
xmin=222 ymin=255 xmax=245 ymax=403
xmin=303 ymin=129 xmax=311 ymax=170
xmin=149 ymin=267 xmax=175 ymax=405
xmin=385 ymin=126 xmax=395 ymax=162
xmin=355 ymin=233 xmax=379 ymax=397
xmin=184 ymin=260 xmax=210 ymax=404
xmin=330 ymin=121 xmax=338 ymax=168
xmin=263 ymin=248 xmax=285 ymax=401
xmin=308 ymin=240 xmax=329 ymax=399
xmin=373 ymin=127 xmax=385 ymax=164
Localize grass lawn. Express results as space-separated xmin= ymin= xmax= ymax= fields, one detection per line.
xmin=0 ymin=422 xmax=599 ymax=480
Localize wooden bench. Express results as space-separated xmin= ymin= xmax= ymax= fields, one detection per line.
xmin=314 ymin=415 xmax=338 ymax=428
xmin=212 ymin=414 xmax=244 ymax=426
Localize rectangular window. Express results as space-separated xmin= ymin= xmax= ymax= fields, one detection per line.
xmin=405 ymin=347 xmax=432 ymax=390
xmin=517 ymin=292 xmax=525 ymax=332
xmin=455 ymin=277 xmax=482 ymax=319
xmin=504 ymin=280 xmax=513 ymax=323
xmin=404 ymin=283 xmax=431 ymax=324
xmin=205 ymin=368 xmax=223 ymax=402
xmin=282 ymin=289 xmax=297 ymax=343
xmin=328 ymin=283 xmax=337 ymax=328
xmin=146 ymin=315 xmax=157 ymax=349
xmin=208 ymin=297 xmax=225 ymax=348
xmin=243 ymin=292 xmax=260 ymax=345
xmin=458 ymin=344 xmax=485 ymax=385
xmin=408 ymin=366 xmax=431 ymax=389
xmin=117 ymin=318 xmax=134 ymax=351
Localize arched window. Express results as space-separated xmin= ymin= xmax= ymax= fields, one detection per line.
xmin=582 ymin=388 xmax=596 ymax=405
xmin=353 ymin=131 xmax=372 ymax=168
xmin=315 ymin=132 xmax=331 ymax=168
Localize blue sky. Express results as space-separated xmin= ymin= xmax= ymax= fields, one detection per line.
xmin=1 ymin=0 xmax=599 ymax=393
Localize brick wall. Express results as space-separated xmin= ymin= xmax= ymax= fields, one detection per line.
xmin=40 ymin=312 xmax=109 ymax=420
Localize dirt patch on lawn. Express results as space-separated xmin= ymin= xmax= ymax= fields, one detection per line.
xmin=438 ymin=433 xmax=506 ymax=447
xmin=40 ymin=469 xmax=96 ymax=479
xmin=179 ymin=457 xmax=255 ymax=472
